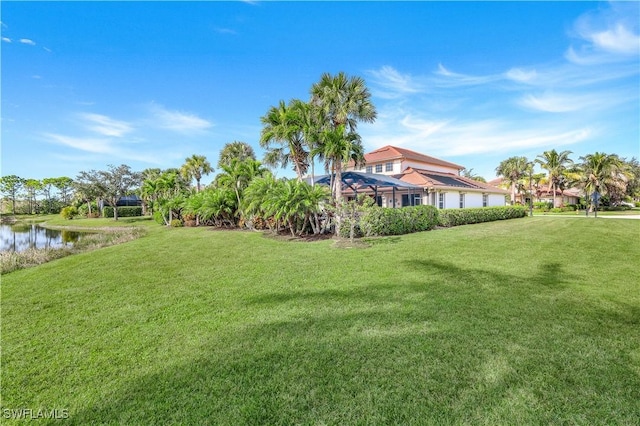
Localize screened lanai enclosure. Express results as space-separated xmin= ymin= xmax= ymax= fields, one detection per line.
xmin=311 ymin=171 xmax=424 ymax=208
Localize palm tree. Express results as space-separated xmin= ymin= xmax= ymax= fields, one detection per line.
xmin=461 ymin=168 xmax=486 ymax=182
xmin=535 ymin=149 xmax=574 ymax=207
xmin=579 ymin=152 xmax=625 ymax=214
xmin=310 ymin=72 xmax=376 ymax=203
xmin=495 ymin=156 xmax=529 ymax=205
xmin=260 ymin=100 xmax=309 ymax=181
xmin=181 ymin=154 xmax=213 ymax=192
xmin=217 ymin=141 xmax=256 ymax=168
xmin=216 ymin=158 xmax=268 ymax=219
xmin=314 ymin=124 xmax=365 ymax=203
xmin=310 ymin=71 xmax=377 ymax=132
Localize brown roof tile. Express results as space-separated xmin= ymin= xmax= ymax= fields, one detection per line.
xmin=363 ymin=145 xmax=464 ymax=170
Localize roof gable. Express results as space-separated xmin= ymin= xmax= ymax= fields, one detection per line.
xmin=365 ymin=145 xmax=464 ymax=170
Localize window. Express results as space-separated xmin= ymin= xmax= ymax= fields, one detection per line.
xmin=459 ymin=193 xmax=465 ymax=208
xmin=375 ymin=164 xmax=383 ymax=173
xmin=438 ymin=193 xmax=445 ymax=209
xmin=414 ymin=195 xmax=422 ymax=205
xmin=366 ymin=166 xmax=372 ymax=173
xmin=482 ymin=194 xmax=488 ymax=207
xmin=385 ymin=162 xmax=393 ymax=172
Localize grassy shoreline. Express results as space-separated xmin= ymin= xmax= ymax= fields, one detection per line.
xmin=1 ymin=216 xmax=149 ymax=274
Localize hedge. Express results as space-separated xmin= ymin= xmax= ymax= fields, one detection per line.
xmin=437 ymin=206 xmax=527 ymax=227
xmin=358 ymin=205 xmax=439 ymax=237
xmin=102 ymin=206 xmax=143 ymax=218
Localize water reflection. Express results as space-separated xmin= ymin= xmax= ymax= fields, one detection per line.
xmin=0 ymin=224 xmax=84 ymax=252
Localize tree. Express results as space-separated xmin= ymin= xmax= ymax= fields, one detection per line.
xmin=23 ymin=179 xmax=43 ymax=215
xmin=535 ymin=149 xmax=574 ymax=208
xmin=578 ymin=152 xmax=626 ymax=214
xmin=217 ymin=141 xmax=256 ymax=168
xmin=215 ymin=158 xmax=268 ymax=220
xmin=310 ymin=71 xmax=377 ymax=132
xmin=181 ymin=154 xmax=213 ymax=192
xmin=461 ymin=168 xmax=486 ymax=182
xmin=260 ymin=99 xmax=309 ymax=181
xmin=153 ymin=170 xmax=191 ymax=225
xmin=624 ymin=157 xmax=640 ymax=201
xmin=0 ymin=175 xmax=25 ymax=214
xmin=41 ymin=177 xmax=57 ymax=214
xmin=51 ymin=177 xmax=74 ymax=205
xmin=314 ymin=124 xmax=365 ymax=203
xmin=310 ymin=72 xmax=376 ymax=205
xmin=74 ymin=170 xmax=104 ymax=217
xmin=495 ymin=156 xmax=529 ymax=205
xmin=98 ymin=164 xmax=141 ymax=221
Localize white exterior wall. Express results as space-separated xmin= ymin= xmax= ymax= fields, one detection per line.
xmin=488 ymin=194 xmax=507 ymax=207
xmin=463 ymin=193 xmax=484 ymax=208
xmin=401 ymin=160 xmax=460 ymax=174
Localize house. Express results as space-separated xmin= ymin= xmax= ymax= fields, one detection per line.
xmin=345 ymin=145 xmax=508 ymax=208
xmin=487 ymin=177 xmax=582 ymax=207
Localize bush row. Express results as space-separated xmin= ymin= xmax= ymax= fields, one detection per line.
xmin=102 ymin=206 xmax=143 ymax=218
xmin=437 ymin=206 xmax=527 ymax=228
xmin=360 ymin=205 xmax=439 ymax=236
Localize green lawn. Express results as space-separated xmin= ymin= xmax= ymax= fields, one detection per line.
xmin=2 ymin=217 xmax=639 ymax=424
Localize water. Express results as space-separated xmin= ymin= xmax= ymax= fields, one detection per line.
xmin=0 ymin=223 xmax=85 ymax=252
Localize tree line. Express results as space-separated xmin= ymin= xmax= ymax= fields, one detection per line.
xmin=2 ymin=71 xmax=638 ymax=229
xmin=495 ymin=150 xmax=640 ymax=209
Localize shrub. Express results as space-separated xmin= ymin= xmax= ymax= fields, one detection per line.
xmin=153 ymin=211 xmax=165 ymax=225
xmin=635 ymin=202 xmax=640 ymax=208
xmin=437 ymin=206 xmax=527 ymax=227
xmin=358 ymin=205 xmax=439 ymax=237
xmin=60 ymin=206 xmax=78 ymax=220
xmin=170 ymin=219 xmax=183 ymax=227
xmin=533 ymin=201 xmax=552 ymax=211
xmin=78 ymin=202 xmax=99 ymax=218
xmin=102 ymin=206 xmax=143 ymax=218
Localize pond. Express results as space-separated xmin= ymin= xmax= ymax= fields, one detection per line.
xmin=0 ymin=223 xmax=86 ymax=252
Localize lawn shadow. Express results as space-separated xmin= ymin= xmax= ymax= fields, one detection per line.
xmin=49 ymin=259 xmax=640 ymax=425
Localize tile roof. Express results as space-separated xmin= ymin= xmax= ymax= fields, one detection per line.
xmin=364 ymin=145 xmax=464 ymax=170
xmin=401 ymin=168 xmax=509 ymax=193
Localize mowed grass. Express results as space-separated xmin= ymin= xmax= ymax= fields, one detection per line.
xmin=2 ymin=217 xmax=639 ymax=424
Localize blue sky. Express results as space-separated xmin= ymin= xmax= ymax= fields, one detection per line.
xmin=2 ymin=1 xmax=638 ymax=185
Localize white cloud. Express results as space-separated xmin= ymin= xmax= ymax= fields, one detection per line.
xmin=19 ymin=38 xmax=35 ymax=45
xmin=45 ymin=133 xmax=115 ymax=154
xmin=362 ymin=115 xmax=593 ymax=158
xmin=433 ymin=63 xmax=500 ymax=87
xmin=149 ymin=104 xmax=212 ymax=134
xmin=589 ymin=24 xmax=640 ymax=55
xmin=79 ymin=113 xmax=133 ymax=137
xmin=518 ymin=90 xmax=633 ymax=113
xmin=505 ymin=68 xmax=537 ymax=83
xmin=367 ymin=66 xmax=422 ymax=98
xmin=1 ymin=37 xmax=11 ymax=43
xmin=567 ymin=3 xmax=640 ymax=64
xmin=44 ymin=132 xmax=166 ymax=165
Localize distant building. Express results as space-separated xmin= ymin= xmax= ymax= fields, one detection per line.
xmin=345 ymin=145 xmax=508 ymax=208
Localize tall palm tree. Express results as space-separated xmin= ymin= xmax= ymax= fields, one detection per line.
xmin=181 ymin=154 xmax=213 ymax=192
xmin=260 ymin=100 xmax=309 ymax=181
xmin=495 ymin=156 xmax=529 ymax=205
xmin=579 ymin=152 xmax=626 ymax=212
xmin=310 ymin=71 xmax=377 ymax=132
xmin=535 ymin=149 xmax=573 ymax=207
xmin=310 ymin=72 xmax=376 ymax=203
xmin=314 ymin=124 xmax=365 ymax=202
xmin=217 ymin=141 xmax=256 ymax=169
